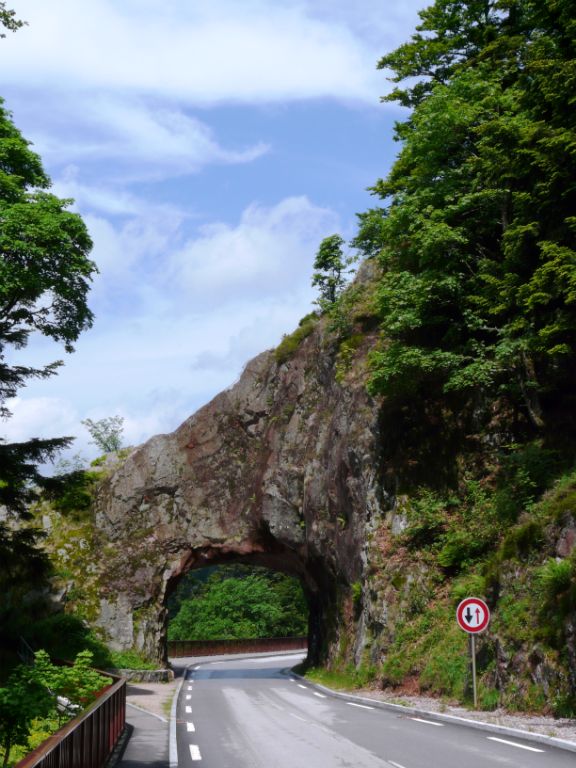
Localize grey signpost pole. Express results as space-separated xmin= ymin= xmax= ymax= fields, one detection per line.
xmin=470 ymin=634 xmax=477 ymax=709
xmin=457 ymin=597 xmax=490 ymax=710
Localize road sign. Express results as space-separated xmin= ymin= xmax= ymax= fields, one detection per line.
xmin=456 ymin=597 xmax=490 ymax=634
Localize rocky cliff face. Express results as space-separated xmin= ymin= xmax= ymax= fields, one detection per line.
xmin=44 ymin=259 xmax=576 ymax=713
xmin=90 ymin=264 xmax=391 ymax=662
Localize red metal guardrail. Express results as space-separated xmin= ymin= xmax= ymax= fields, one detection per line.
xmin=13 ymin=672 xmax=126 ymax=768
xmin=168 ymin=636 xmax=308 ymax=657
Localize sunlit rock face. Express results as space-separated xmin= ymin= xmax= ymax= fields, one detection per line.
xmin=92 ymin=265 xmax=387 ymax=662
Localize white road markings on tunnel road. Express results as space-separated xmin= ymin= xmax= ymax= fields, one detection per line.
xmin=185 ymin=706 xmax=192 ymax=714
xmin=410 ymin=718 xmax=444 ymax=727
xmin=186 ymin=722 xmax=195 ymax=732
xmin=313 ymin=692 xmax=327 ymax=698
xmin=487 ymin=737 xmax=544 ymax=753
xmin=186 ymin=694 xmax=192 ymax=700
xmin=189 ymin=745 xmax=202 ymax=761
xmin=297 ymin=684 xmax=307 ymax=689
xmin=347 ymin=702 xmax=374 ymax=710
xmin=187 ymin=685 xmax=193 ymax=690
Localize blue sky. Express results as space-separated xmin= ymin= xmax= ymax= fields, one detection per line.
xmin=0 ymin=0 xmax=423 ymax=461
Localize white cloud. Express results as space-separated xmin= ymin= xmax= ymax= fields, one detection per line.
xmin=166 ymin=196 xmax=338 ymax=307
xmin=2 ymin=194 xmax=338 ymax=449
xmin=3 ymin=0 xmax=385 ymax=104
xmin=1 ymin=397 xmax=80 ymax=443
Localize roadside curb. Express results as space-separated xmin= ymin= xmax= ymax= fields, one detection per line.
xmin=290 ymin=671 xmax=576 ymax=754
xmin=127 ymin=701 xmax=168 ymax=723
xmin=169 ymin=670 xmax=186 ymax=768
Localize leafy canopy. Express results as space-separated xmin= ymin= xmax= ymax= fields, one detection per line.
xmin=168 ymin=566 xmax=308 ymax=641
xmin=0 ymin=91 xmax=96 ymax=660
xmin=81 ymin=416 xmax=125 ymax=454
xmin=358 ymin=0 xmax=576 ymax=429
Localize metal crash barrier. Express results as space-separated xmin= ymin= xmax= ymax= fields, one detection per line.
xmin=168 ymin=636 xmax=308 ymax=657
xmin=13 ymin=673 xmax=126 ymax=768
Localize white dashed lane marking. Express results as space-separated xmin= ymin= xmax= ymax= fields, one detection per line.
xmin=313 ymin=692 xmax=327 ymax=698
xmin=410 ymin=717 xmax=444 ymax=727
xmin=388 ymin=762 xmax=407 ymax=768
xmin=189 ymin=744 xmax=202 ymax=761
xmin=186 ymin=722 xmax=195 ymax=732
xmin=186 ymin=694 xmax=192 ymax=700
xmin=185 ymin=706 xmax=192 ymax=714
xmin=297 ymin=684 xmax=307 ymax=690
xmin=487 ymin=737 xmax=544 ymax=753
xmin=347 ymin=702 xmax=374 ymax=710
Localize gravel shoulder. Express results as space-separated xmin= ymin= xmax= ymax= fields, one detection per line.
xmin=350 ymin=687 xmax=576 ymax=744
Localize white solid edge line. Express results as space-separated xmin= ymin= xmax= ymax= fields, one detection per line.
xmin=189 ymin=744 xmax=202 ymax=760
xmin=388 ymin=762 xmax=407 ymax=768
xmin=347 ymin=702 xmax=374 ymax=710
xmin=488 ymin=737 xmax=545 ymax=753
xmin=169 ymin=670 xmax=187 ymax=768
xmin=410 ymin=717 xmax=444 ymax=727
xmin=187 ymin=721 xmax=196 ymax=732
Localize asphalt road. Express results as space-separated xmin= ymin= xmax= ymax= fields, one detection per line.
xmin=174 ymin=654 xmax=575 ymax=768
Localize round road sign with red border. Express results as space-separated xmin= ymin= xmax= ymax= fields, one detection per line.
xmin=456 ymin=597 xmax=490 ymax=633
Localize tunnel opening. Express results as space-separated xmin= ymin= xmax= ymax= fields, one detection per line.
xmin=167 ymin=563 xmax=308 ymax=644
xmin=161 ymin=547 xmax=335 ymax=667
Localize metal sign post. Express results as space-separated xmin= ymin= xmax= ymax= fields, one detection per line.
xmin=456 ymin=597 xmax=490 ymax=709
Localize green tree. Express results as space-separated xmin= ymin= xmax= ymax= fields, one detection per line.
xmin=0 ymin=96 xmax=96 ymax=489
xmin=0 ymin=650 xmax=108 ymax=766
xmin=168 ymin=567 xmax=307 ymax=641
xmin=0 ymin=666 xmax=51 ymax=768
xmin=81 ymin=416 xmax=124 ymax=453
xmin=0 ymin=96 xmax=96 ymax=659
xmin=360 ymin=0 xmax=576 ymax=429
xmin=312 ymin=234 xmax=352 ymax=307
xmin=0 ymin=2 xmax=25 ymax=37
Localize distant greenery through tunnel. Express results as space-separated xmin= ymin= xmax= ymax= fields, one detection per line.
xmin=167 ymin=565 xmax=308 ymax=641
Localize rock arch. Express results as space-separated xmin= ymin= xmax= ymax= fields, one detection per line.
xmin=91 ymin=299 xmax=384 ymax=665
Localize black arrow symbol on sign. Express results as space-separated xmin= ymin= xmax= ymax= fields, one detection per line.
xmin=465 ymin=607 xmax=474 ymax=624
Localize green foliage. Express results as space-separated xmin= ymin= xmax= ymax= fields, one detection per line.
xmin=25 ymin=614 xmax=113 ymax=671
xmin=0 ymin=650 xmax=107 ymax=767
xmin=168 ymin=565 xmax=307 ymax=641
xmin=275 ymin=313 xmax=318 ymax=364
xmin=0 ymin=97 xmax=95 ymax=645
xmin=108 ymin=650 xmax=156 ymax=671
xmin=81 ymin=416 xmax=124 ymax=454
xmin=312 ymin=234 xmax=353 ymax=308
xmin=0 ymin=665 xmax=51 ymax=768
xmin=535 ymin=555 xmax=576 ymax=649
xmin=0 ymin=3 xmax=25 ymax=37
xmin=305 ymin=663 xmax=377 ymax=690
xmin=363 ymin=0 xmax=576 ymax=430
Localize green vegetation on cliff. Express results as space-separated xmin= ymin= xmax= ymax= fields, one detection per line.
xmin=309 ymin=0 xmax=576 ymax=715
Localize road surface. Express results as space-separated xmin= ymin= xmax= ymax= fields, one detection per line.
xmin=174 ymin=653 xmax=574 ymax=768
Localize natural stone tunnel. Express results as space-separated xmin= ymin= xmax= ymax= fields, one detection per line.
xmin=89 ymin=266 xmax=387 ymax=664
